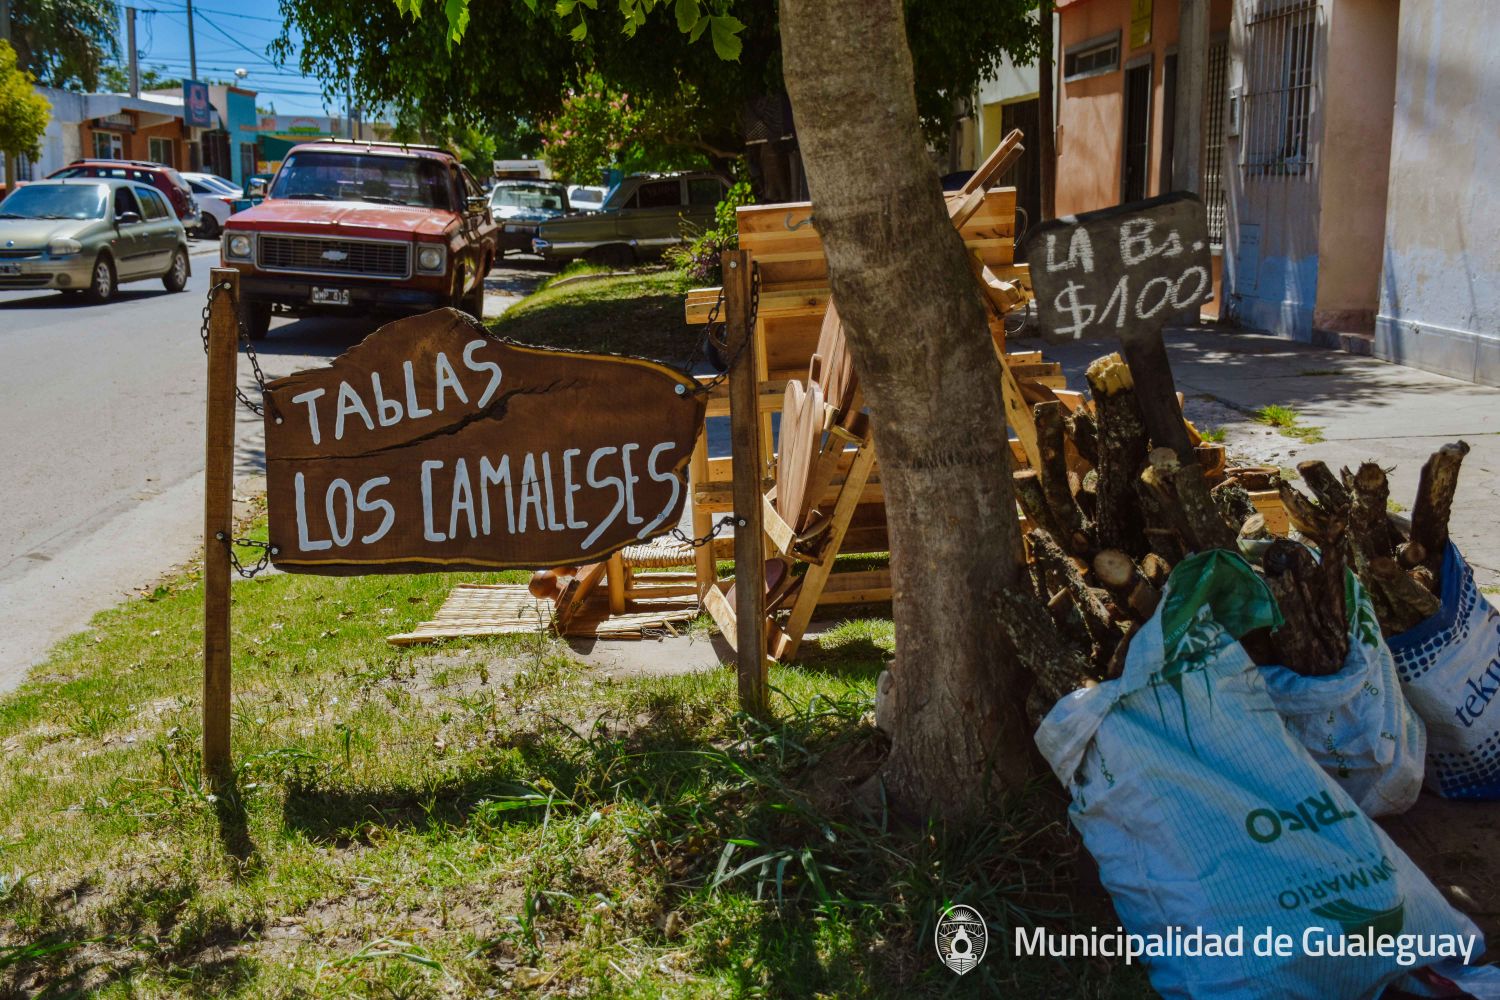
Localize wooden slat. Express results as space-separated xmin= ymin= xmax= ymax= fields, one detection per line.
xmin=961 ymin=128 xmax=1024 ymax=194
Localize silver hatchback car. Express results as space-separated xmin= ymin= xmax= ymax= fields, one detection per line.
xmin=0 ymin=178 xmax=191 ymax=301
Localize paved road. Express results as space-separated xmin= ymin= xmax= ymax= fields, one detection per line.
xmin=0 ymin=250 xmax=547 ymax=689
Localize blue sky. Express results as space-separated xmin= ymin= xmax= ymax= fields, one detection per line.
xmin=120 ymin=0 xmax=334 ymax=115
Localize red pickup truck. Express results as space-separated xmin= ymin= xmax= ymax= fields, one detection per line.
xmin=220 ymin=140 xmax=497 ymax=338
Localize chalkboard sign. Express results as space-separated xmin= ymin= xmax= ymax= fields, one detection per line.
xmin=1020 ymin=192 xmax=1212 ymax=343
xmin=263 ymin=309 xmax=705 ymax=574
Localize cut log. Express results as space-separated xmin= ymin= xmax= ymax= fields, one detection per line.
xmin=1366 ymin=556 xmax=1441 ymax=635
xmin=995 ymin=589 xmax=1100 ymax=704
xmin=1297 ymin=460 xmax=1351 ymax=513
xmin=1149 ymin=447 xmax=1239 ymax=551
xmin=1211 ymin=481 xmax=1258 ymax=529
xmin=1410 ymin=441 xmax=1470 ymax=576
xmin=1397 ymin=540 xmax=1427 ymax=571
xmin=1092 ymin=549 xmax=1161 ymax=621
xmin=1278 ymin=480 xmax=1339 ymax=547
xmin=1029 ymin=528 xmax=1115 ymax=660
xmin=1262 ymin=539 xmax=1348 ymax=676
xmin=1139 ymin=552 xmax=1173 ymax=589
xmin=1013 ymin=469 xmax=1063 ymax=542
xmin=1348 ymin=462 xmax=1400 ymax=562
xmin=1087 ymin=354 xmax=1150 ymax=557
xmin=1136 ymin=469 xmax=1191 ymax=565
xmin=1034 ymin=400 xmax=1092 ymax=554
xmin=1067 ymin=406 xmax=1100 ymax=467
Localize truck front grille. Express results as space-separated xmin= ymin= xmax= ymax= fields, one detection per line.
xmin=256 ymin=234 xmax=411 ymax=279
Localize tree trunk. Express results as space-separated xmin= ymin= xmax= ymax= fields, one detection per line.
xmin=780 ymin=0 xmax=1034 ymax=821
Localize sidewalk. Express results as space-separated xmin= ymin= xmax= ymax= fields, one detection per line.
xmin=1044 ymin=326 xmax=1500 ymax=587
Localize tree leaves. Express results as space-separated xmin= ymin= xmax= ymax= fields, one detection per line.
xmin=0 ymin=42 xmax=52 ymax=160
xmin=709 ymin=14 xmax=745 ymax=61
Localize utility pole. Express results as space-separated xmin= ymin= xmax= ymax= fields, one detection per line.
xmin=185 ymin=0 xmax=197 ymax=82
xmin=1038 ymin=0 xmax=1056 ymax=220
xmin=127 ymin=7 xmax=140 ymax=98
xmin=1173 ymin=0 xmax=1209 ymax=194
xmin=185 ymin=0 xmax=200 ymax=170
xmin=3 ymin=0 xmax=13 ymax=191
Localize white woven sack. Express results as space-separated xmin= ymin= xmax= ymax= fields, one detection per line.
xmin=1035 ymin=551 xmax=1482 ymax=1000
xmin=1387 ymin=542 xmax=1500 ymax=800
xmin=1260 ymin=571 xmax=1426 ymax=817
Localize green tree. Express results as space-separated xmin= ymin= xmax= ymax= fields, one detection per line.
xmin=277 ymin=0 xmax=1037 ymax=167
xmin=538 ymin=72 xmax=724 ymax=185
xmin=0 ymin=41 xmax=51 ymax=191
xmin=9 ymin=0 xmax=119 ymax=90
xmin=396 ymin=0 xmax=1049 ymax=825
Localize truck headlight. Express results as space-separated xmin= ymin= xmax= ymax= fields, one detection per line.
xmin=46 ymin=237 xmax=82 ymax=257
xmin=417 ymin=244 xmax=446 ymax=273
xmin=226 ymin=233 xmax=252 ymax=259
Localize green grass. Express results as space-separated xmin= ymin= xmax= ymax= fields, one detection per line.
xmin=1198 ymin=426 xmax=1227 ymax=443
xmin=494 ymin=270 xmax=698 ymax=364
xmin=0 ymin=530 xmax=1148 ymax=998
xmin=1254 ymin=404 xmax=1326 ymax=444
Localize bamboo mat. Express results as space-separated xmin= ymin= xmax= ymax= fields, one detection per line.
xmin=387 ymin=583 xmax=699 ymax=646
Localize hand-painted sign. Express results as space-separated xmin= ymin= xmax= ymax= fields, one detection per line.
xmin=1020 ymin=192 xmax=1212 ymax=344
xmin=1020 ymin=192 xmax=1213 ymax=461
xmin=263 ymin=309 xmax=704 ymax=574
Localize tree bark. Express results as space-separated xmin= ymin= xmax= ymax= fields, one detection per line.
xmin=781 ymin=0 xmax=1033 ymax=821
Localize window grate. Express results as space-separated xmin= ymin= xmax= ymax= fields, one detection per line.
xmin=1241 ymin=0 xmax=1319 ymax=178
xmin=1202 ymin=39 xmax=1229 ymax=246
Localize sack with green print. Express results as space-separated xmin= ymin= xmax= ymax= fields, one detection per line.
xmin=1034 ymin=550 xmax=1481 ymax=1000
xmin=1259 ymin=567 xmax=1427 ymax=817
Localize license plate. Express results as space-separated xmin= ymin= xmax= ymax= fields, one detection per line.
xmin=0 ymin=263 xmax=20 ymax=275
xmin=310 ymin=287 xmax=350 ymax=305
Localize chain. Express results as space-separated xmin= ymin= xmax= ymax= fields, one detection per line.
xmin=675 ymin=257 xmax=756 ymax=398
xmin=215 ymin=532 xmax=278 ymax=578
xmin=668 ymin=514 xmax=737 ymax=549
xmin=200 ymin=279 xmax=273 ymax=418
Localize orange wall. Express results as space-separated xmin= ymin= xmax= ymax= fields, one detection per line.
xmin=77 ymin=113 xmax=187 ymax=168
xmin=1055 ymin=0 xmax=1231 ymax=217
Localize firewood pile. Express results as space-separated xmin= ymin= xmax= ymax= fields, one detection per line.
xmin=1004 ymin=352 xmax=1471 ymax=709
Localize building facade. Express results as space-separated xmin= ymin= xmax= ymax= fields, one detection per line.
xmin=32 ymin=89 xmax=192 ymax=178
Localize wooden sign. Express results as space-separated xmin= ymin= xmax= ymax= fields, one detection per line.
xmin=263 ymin=308 xmax=705 ymax=574
xmin=1020 ymin=192 xmax=1212 ymax=461
xmin=1020 ymin=192 xmax=1212 ymax=344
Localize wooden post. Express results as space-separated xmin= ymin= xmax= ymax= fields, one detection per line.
xmin=1119 ymin=330 xmax=1196 ymax=463
xmin=724 ymin=250 xmax=768 ymax=716
xmin=203 ymin=267 xmax=239 ymax=782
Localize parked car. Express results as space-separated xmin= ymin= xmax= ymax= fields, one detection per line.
xmin=219 ymin=139 xmax=497 ymax=338
xmin=566 ymin=184 xmax=609 ymax=213
xmin=182 ymin=171 xmax=243 ymax=239
xmin=490 ymin=179 xmax=570 ymax=255
xmin=532 ymin=172 xmax=728 ymax=267
xmin=0 ymin=178 xmax=191 ymax=301
xmin=47 ymin=160 xmax=201 ymax=232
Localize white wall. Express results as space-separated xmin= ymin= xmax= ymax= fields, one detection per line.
xmin=1374 ymin=0 xmax=1500 ymax=386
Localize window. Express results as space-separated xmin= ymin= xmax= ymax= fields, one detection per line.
xmin=93 ymin=131 xmax=123 ymax=159
xmin=688 ymin=177 xmax=724 ymax=207
xmin=114 ymin=187 xmax=142 ymax=219
xmin=632 ymin=180 xmax=681 ymax=209
xmin=1242 ymin=0 xmax=1318 ymax=177
xmin=1064 ymin=33 xmax=1121 ymax=82
xmin=148 ymin=137 xmax=174 ymax=167
xmin=138 ymin=188 xmax=168 ymax=220
xmin=1202 ymin=39 xmax=1230 ymax=245
xmin=268 ymin=152 xmax=453 ymax=209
